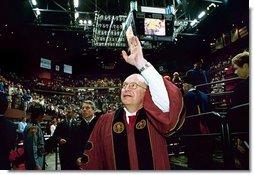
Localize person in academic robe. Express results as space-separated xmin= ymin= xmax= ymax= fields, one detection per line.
xmin=79 ymin=36 xmax=185 ymax=170
xmin=74 ymin=100 xmax=100 ymax=169
xmin=180 ymin=79 xmax=214 ymax=170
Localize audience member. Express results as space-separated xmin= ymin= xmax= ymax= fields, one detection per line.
xmin=17 ymin=116 xmax=27 ymax=142
xmin=229 ymin=51 xmax=249 ymax=169
xmin=53 ymin=105 xmax=78 ymax=170
xmin=22 ymin=89 xmax=32 ymax=114
xmin=230 ymin=51 xmax=249 ymax=106
xmin=172 ymin=72 xmax=182 ymax=88
xmin=50 ymin=117 xmax=58 ymax=136
xmin=79 ymin=36 xmax=185 ymax=170
xmin=23 ymin=103 xmax=45 ymax=170
xmin=0 ymin=92 xmax=17 ymax=170
xmin=44 ymin=117 xmax=58 ymax=154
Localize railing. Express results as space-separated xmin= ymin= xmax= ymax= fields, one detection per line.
xmin=194 ymin=77 xmax=240 ymax=89
xmin=168 ymin=109 xmax=248 ymax=169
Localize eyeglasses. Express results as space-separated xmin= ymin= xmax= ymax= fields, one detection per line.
xmin=121 ymin=82 xmax=146 ymax=90
xmin=82 ymin=106 xmax=92 ymax=110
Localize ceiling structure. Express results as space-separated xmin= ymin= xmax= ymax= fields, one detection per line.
xmin=0 ymin=0 xmax=249 ymax=76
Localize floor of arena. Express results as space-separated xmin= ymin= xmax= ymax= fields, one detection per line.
xmin=44 ymin=150 xmax=241 ymax=170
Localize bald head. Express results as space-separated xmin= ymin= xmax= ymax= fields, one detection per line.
xmin=124 ymin=74 xmax=147 ymax=87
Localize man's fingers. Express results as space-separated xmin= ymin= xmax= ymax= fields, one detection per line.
xmin=131 ymin=36 xmax=139 ymax=47
xmin=121 ymin=50 xmax=128 ymax=61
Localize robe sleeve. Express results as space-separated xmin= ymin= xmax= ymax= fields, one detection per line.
xmin=141 ymin=64 xmax=170 ymax=112
xmin=79 ymin=114 xmax=113 ymax=170
xmin=143 ymin=78 xmax=185 ymax=136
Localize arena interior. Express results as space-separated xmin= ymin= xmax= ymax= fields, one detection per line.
xmin=0 ymin=0 xmax=250 ymax=171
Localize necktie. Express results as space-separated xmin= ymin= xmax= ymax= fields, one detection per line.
xmin=68 ymin=119 xmax=71 ymax=127
xmin=128 ymin=115 xmax=136 ymax=128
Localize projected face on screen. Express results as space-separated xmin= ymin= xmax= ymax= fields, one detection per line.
xmin=144 ymin=18 xmax=166 ymax=36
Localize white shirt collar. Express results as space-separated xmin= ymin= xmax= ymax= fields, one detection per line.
xmin=84 ymin=115 xmax=96 ymax=124
xmin=123 ymin=107 xmax=137 ymax=124
xmin=189 ymin=87 xmax=196 ymax=91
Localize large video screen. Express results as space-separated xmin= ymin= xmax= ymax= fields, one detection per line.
xmin=63 ymin=64 xmax=72 ymax=74
xmin=40 ymin=58 xmax=51 ymax=70
xmin=144 ymin=18 xmax=166 ymax=36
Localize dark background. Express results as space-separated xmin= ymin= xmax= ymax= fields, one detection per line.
xmin=0 ymin=0 xmax=249 ymax=78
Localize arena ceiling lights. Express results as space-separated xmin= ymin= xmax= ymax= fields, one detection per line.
xmin=27 ymin=0 xmax=224 ymax=48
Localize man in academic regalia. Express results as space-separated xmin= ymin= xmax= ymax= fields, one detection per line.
xmin=79 ymin=36 xmax=185 ymax=170
xmin=74 ymin=100 xmax=100 ymax=169
xmin=181 ymin=78 xmax=213 ymax=170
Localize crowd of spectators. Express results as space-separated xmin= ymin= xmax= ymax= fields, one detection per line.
xmin=207 ymin=55 xmax=238 ymax=93
xmin=0 ymin=69 xmax=123 ymax=120
xmin=0 ymin=47 xmax=249 ymax=170
xmin=0 ymin=48 xmax=247 ymax=121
